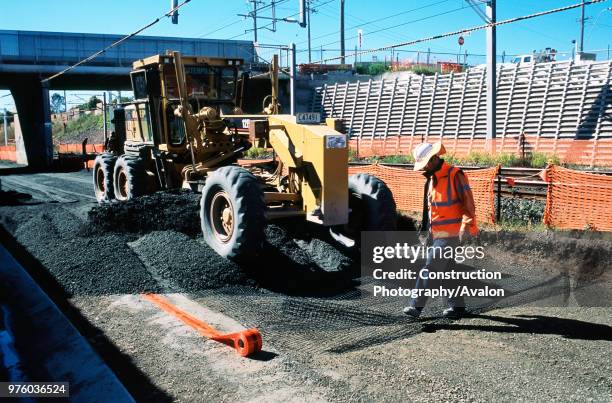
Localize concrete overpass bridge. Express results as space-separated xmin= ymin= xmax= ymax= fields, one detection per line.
xmin=0 ymin=29 xmax=255 ymax=168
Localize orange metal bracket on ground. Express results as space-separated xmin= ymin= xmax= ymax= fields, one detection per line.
xmin=141 ymin=293 xmax=262 ymax=357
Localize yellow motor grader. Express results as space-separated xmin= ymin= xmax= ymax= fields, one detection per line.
xmin=93 ymin=51 xmax=396 ymax=259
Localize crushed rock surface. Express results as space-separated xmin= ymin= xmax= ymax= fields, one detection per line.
xmin=1 ymin=172 xmax=611 ymax=402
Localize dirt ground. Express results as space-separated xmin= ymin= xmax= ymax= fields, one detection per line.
xmin=0 ymin=168 xmax=610 ymax=402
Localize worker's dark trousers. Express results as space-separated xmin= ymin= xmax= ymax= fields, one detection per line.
xmin=409 ymin=236 xmax=465 ymax=311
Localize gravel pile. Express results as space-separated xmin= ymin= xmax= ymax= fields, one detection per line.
xmin=2 ymin=192 xmax=357 ymax=296
xmin=81 ymin=190 xmax=359 ymax=294
xmin=85 ymin=191 xmax=201 ymax=236
xmin=129 ymin=231 xmax=256 ymax=291
xmin=12 ymin=207 xmax=161 ymax=296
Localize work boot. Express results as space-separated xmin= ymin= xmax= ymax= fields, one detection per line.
xmin=442 ymin=307 xmax=466 ymax=319
xmin=403 ymin=306 xmax=421 ymax=319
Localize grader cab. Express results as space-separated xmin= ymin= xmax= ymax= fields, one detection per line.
xmin=93 ymin=51 xmax=396 ymax=259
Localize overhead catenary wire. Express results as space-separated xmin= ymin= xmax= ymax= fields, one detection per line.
xmin=308 ymin=0 xmax=607 ymax=65
xmin=40 ymin=0 xmax=193 ymax=84
xmin=316 ymin=0 xmax=441 ymax=45
xmin=311 ymin=5 xmax=467 ymax=51
xmin=297 ymin=0 xmax=453 ymax=47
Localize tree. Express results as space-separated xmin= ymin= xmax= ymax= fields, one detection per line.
xmin=87 ymin=96 xmax=101 ymax=110
xmin=50 ymin=93 xmax=66 ymax=113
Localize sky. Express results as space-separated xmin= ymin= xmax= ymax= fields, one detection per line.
xmin=1 ymin=0 xmax=612 ymax=110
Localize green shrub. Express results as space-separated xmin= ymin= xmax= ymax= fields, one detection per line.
xmin=496 ymin=153 xmax=522 ymax=167
xmin=529 ymin=152 xmax=559 ymax=168
xmin=354 ymin=64 xmax=368 ymax=74
xmin=499 ymin=197 xmax=544 ymax=225
xmin=381 ymin=154 xmax=413 ymax=164
xmin=243 ymin=147 xmax=273 ymax=159
xmin=409 ymin=66 xmax=437 ymax=76
xmin=464 ymin=151 xmax=496 ymax=166
xmin=368 ymin=63 xmax=388 ymax=76
xmin=442 ymin=154 xmax=462 ymax=165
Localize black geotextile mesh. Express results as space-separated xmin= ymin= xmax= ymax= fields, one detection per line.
xmin=3 ymin=191 xmax=610 ymax=356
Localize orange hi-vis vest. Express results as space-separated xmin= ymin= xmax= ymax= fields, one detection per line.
xmin=428 ymin=161 xmax=470 ymax=239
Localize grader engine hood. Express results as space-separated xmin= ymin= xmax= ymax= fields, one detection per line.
xmin=267 ymin=115 xmax=349 ymax=226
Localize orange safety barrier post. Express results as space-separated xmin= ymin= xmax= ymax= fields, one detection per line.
xmin=142 ymin=293 xmax=262 ymax=357
xmin=543 ymin=164 xmax=612 ymax=231
xmin=348 ymin=163 xmax=499 ymax=224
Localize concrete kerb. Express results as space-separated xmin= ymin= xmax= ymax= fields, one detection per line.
xmin=0 ymin=244 xmax=134 ymax=402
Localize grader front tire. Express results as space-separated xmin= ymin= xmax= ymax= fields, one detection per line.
xmin=200 ymin=166 xmax=266 ymax=260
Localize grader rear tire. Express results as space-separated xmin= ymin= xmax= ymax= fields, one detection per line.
xmin=93 ymin=153 xmax=117 ymax=203
xmin=200 ymin=166 xmax=266 ymax=260
xmin=330 ymin=173 xmax=397 ymax=247
xmin=113 ymin=155 xmax=147 ymax=202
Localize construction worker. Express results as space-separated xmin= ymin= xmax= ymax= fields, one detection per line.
xmin=403 ymin=141 xmax=479 ymax=319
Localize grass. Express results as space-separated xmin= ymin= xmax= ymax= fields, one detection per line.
xmin=52 ymin=113 xmax=105 ymax=141
xmin=350 ymin=150 xmax=562 ymax=168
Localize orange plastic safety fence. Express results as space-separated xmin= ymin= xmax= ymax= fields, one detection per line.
xmin=348 ymin=164 xmax=499 ymax=224
xmin=56 ymin=143 xmax=104 ymax=154
xmin=0 ymin=145 xmax=16 ymax=162
xmin=543 ymin=165 xmax=612 ymax=231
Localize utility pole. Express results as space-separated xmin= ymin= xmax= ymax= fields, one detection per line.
xmin=307 ymin=1 xmax=312 ymax=63
xmin=271 ymin=0 xmax=276 ymax=32
xmin=251 ymin=0 xmax=259 ymax=43
xmin=340 ymin=0 xmax=345 ymax=64
xmin=170 ymin=0 xmax=179 ymax=24
xmin=357 ymin=29 xmax=363 ymax=63
xmin=299 ymin=0 xmax=311 ymax=62
xmin=579 ymin=0 xmax=585 ymax=54
xmin=486 ymin=0 xmax=496 ymax=152
xmin=289 ymin=43 xmax=296 ymax=115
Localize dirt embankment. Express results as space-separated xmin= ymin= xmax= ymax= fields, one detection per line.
xmin=481 ymin=230 xmax=612 ymax=282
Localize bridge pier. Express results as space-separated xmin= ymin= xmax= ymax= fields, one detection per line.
xmin=9 ymin=76 xmax=53 ymax=169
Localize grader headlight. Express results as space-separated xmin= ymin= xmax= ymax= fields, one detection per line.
xmin=325 ymin=134 xmax=347 ymax=149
